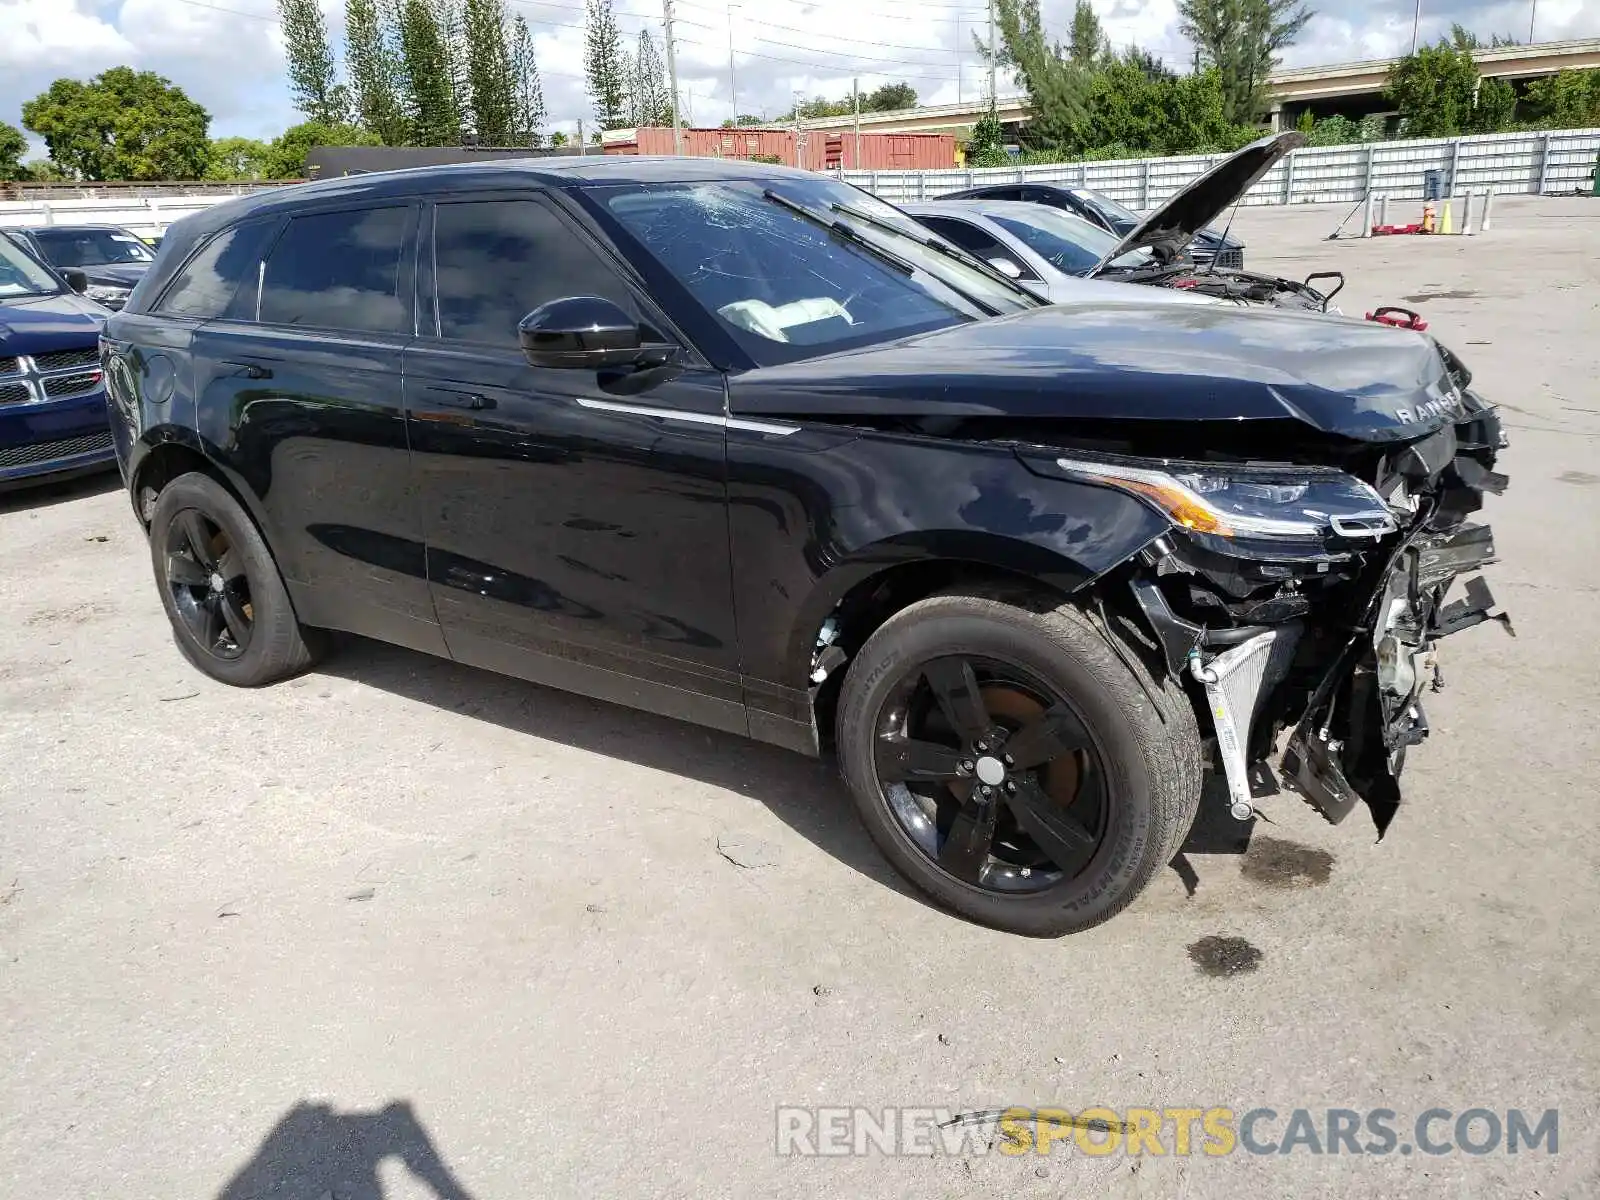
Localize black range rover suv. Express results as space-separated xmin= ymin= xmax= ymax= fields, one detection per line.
xmin=103 ymin=158 xmax=1508 ymax=936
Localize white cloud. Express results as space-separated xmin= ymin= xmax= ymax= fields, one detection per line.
xmin=1 ymin=0 xmax=1597 ymax=151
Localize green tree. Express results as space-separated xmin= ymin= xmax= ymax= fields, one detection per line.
xmin=205 ymin=136 xmax=273 ymax=179
xmin=0 ymin=121 xmax=27 ymax=181
xmin=277 ymin=0 xmax=349 ymax=124
xmin=966 ymin=100 xmax=1008 ymax=166
xmin=509 ymin=14 xmax=547 ymax=146
xmin=21 ymin=68 xmax=212 ymax=180
xmin=463 ymin=0 xmax=515 ymax=142
xmin=1178 ymin=0 xmax=1313 ymax=124
xmin=994 ymin=0 xmax=1090 ymax=149
xmin=1068 ymin=0 xmax=1109 ymax=65
xmin=864 ymin=82 xmax=918 ymax=112
xmin=345 ymin=0 xmax=410 ymax=144
xmin=1386 ymin=26 xmax=1514 ymax=137
xmin=585 ymin=0 xmax=628 ymax=129
xmin=429 ymin=0 xmax=472 ymax=131
xmin=23 ymin=159 xmax=67 ymax=182
xmin=263 ymin=120 xmax=382 ymax=178
xmin=398 ymin=0 xmax=461 ymax=144
xmin=629 ymin=28 xmax=672 ymax=126
xmin=549 ymin=129 xmax=569 ymax=146
xmin=1520 ymin=69 xmax=1600 ymax=128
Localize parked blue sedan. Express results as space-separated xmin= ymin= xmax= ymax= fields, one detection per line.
xmin=0 ymin=230 xmax=115 ymax=489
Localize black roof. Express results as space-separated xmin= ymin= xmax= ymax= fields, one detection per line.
xmin=137 ymin=155 xmax=821 ymax=309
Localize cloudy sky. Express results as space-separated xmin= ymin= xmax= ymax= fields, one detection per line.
xmin=1 ymin=0 xmax=1596 ymax=154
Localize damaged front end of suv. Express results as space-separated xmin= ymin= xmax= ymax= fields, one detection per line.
xmin=1028 ymin=343 xmax=1511 ymax=835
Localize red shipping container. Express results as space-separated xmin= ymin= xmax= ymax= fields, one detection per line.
xmin=603 ymin=127 xmax=955 ymax=170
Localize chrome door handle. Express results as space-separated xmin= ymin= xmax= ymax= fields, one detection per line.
xmin=429 ymin=388 xmax=494 ymax=411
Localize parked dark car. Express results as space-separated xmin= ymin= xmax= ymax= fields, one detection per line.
xmin=937 ymin=179 xmax=1247 ymax=268
xmin=4 ymin=223 xmax=156 ymax=311
xmin=0 ymin=230 xmax=115 ymax=488
xmin=103 ymin=158 xmax=1508 ymax=936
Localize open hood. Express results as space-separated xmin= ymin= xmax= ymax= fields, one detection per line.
xmin=1089 ymin=131 xmax=1307 ymax=276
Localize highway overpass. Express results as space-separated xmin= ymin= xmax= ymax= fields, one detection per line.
xmin=790 ymin=37 xmax=1600 ymax=138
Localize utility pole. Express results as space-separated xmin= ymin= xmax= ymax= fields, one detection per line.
xmin=956 ymin=15 xmax=962 ymax=103
xmin=663 ymin=0 xmax=683 ymax=154
xmin=577 ymin=118 xmax=585 ymax=155
xmin=979 ymin=0 xmax=992 ymax=103
xmin=853 ymin=77 xmax=861 ymax=168
xmin=1410 ymin=0 xmax=1423 ymax=54
xmin=1529 ymin=0 xmax=1537 ymax=42
xmin=793 ymin=89 xmax=803 ymax=167
xmin=728 ymin=4 xmax=739 ymax=125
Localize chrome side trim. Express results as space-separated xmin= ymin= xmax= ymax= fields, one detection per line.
xmin=575 ymin=396 xmax=798 ymax=435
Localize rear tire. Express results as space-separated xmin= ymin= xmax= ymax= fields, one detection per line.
xmin=149 ymin=471 xmax=323 ymax=687
xmin=836 ymin=587 xmax=1201 ymax=937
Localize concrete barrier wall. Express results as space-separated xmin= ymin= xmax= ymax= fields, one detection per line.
xmin=842 ymin=127 xmax=1600 ymax=209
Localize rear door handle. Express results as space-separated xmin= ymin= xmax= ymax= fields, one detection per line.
xmin=428 ymin=387 xmax=495 ymax=411
xmin=220 ymin=360 xmax=272 ymax=380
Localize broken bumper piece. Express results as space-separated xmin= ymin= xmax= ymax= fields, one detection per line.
xmin=1281 ymin=520 xmax=1512 ymax=836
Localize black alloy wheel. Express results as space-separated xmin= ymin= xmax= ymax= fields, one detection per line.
xmin=875 ymin=655 xmax=1109 ymax=894
xmin=836 ymin=589 xmax=1203 ymax=936
xmin=148 ymin=471 xmax=324 ymax=687
xmin=163 ymin=508 xmax=254 ymax=660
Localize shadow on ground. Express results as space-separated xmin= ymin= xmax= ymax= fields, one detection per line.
xmin=323 ymin=635 xmax=921 ymax=902
xmin=0 ymin=466 xmax=121 ymax=514
xmin=215 ymin=1099 xmax=475 ymax=1200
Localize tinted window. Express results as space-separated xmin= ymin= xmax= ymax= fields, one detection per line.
xmin=0 ymin=231 xmax=64 ymax=298
xmin=602 ymin=179 xmax=1031 ymax=366
xmin=432 ymin=200 xmax=637 ymax=345
xmin=989 ymin=208 xmax=1153 ymax=275
xmin=259 ymin=206 xmax=412 ymax=333
xmin=918 ymin=217 xmax=1039 ymax=280
xmin=155 ymin=220 xmax=278 ymax=319
xmin=32 ymin=227 xmax=154 ymax=267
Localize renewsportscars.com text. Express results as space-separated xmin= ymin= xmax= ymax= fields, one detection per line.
xmin=775 ymin=1106 xmax=1559 ymax=1158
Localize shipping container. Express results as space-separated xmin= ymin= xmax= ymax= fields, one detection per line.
xmin=604 ymin=127 xmax=956 ymax=170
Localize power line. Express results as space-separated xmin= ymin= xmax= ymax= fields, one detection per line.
xmin=722 ymin=13 xmax=963 ymax=53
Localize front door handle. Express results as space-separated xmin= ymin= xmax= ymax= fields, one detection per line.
xmin=220 ymin=360 xmax=272 ymax=380
xmin=428 ymin=387 xmax=495 ymax=411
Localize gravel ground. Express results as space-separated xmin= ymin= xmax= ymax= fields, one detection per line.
xmin=2 ymin=194 xmax=1597 ymax=1200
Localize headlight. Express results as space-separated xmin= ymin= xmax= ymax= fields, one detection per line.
xmin=1052 ymin=455 xmax=1397 ymax=543
xmin=85 ymin=284 xmax=132 ymax=306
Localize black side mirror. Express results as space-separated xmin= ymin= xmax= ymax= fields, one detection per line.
xmin=62 ymin=268 xmax=89 ymax=294
xmin=518 ymin=296 xmax=649 ymax=370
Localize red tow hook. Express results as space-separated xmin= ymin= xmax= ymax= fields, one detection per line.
xmin=1366 ymin=305 xmax=1429 ymax=332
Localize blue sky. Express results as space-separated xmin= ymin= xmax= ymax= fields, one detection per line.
xmin=1 ymin=0 xmax=1596 ymax=154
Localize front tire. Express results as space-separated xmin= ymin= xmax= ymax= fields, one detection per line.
xmin=836 ymin=588 xmax=1201 ymax=937
xmin=149 ymin=471 xmax=323 ymax=687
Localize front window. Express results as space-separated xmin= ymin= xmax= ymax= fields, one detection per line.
xmin=989 ymin=208 xmax=1154 ymax=276
xmin=594 ymin=177 xmax=1034 ymax=366
xmin=1070 ymin=189 xmax=1141 ymax=235
xmin=0 ymin=233 xmax=63 ymax=298
xmin=32 ymin=228 xmax=155 ymax=268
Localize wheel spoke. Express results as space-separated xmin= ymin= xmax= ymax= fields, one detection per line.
xmin=923 ymin=657 xmax=989 ymax=745
xmin=876 ymin=735 xmax=964 ymax=783
xmin=1004 ymin=777 xmax=1096 ymax=873
xmin=219 ymin=589 xmax=253 ymax=651
xmin=1003 ymin=705 xmax=1088 ymax=770
xmin=216 ymin=547 xmax=247 ymax=587
xmin=165 ymin=553 xmax=209 ymax=588
xmin=177 ymin=511 xmax=217 ymax=570
xmin=939 ymin=797 xmax=998 ymax=883
xmin=194 ymin=594 xmax=225 ymax=650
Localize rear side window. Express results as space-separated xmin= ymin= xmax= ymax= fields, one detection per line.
xmin=259 ymin=206 xmax=412 ymax=333
xmin=918 ymin=217 xmax=1039 ymax=280
xmin=155 ymin=220 xmax=277 ymax=319
xmin=431 ymin=199 xmax=637 ymax=346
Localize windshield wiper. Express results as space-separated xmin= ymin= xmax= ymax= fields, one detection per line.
xmin=827 ymin=200 xmax=1039 ymax=305
xmin=761 ymin=190 xmax=919 ymax=278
